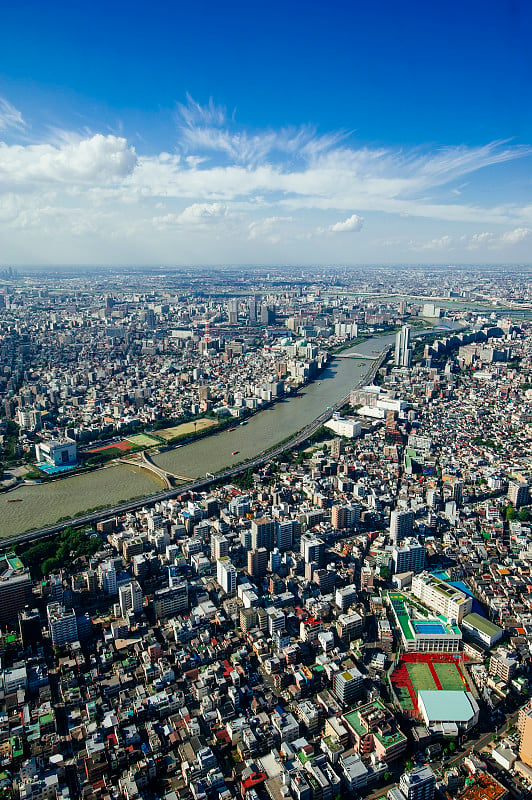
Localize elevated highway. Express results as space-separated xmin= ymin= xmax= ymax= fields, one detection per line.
xmin=1 ymin=345 xmax=390 ymax=549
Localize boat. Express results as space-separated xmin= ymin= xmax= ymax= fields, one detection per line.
xmin=228 ymin=427 xmax=236 ymax=432
xmin=232 ymin=450 xmax=239 ymax=455
xmin=7 ymin=498 xmax=22 ymax=502
xmin=240 ymin=421 xmax=248 ymax=426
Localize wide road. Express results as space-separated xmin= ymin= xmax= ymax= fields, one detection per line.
xmin=0 ymin=347 xmax=390 ymax=549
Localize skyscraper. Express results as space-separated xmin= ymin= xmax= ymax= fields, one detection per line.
xmin=395 ymin=325 xmax=412 ymax=368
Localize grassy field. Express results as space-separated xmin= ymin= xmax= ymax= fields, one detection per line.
xmin=433 ymin=661 xmax=466 ymax=691
xmin=406 ymin=662 xmax=437 ymax=692
xmin=126 ymin=433 xmax=161 ymax=447
xmin=394 ymin=684 xmax=414 ymax=710
xmin=155 ymin=418 xmax=219 ymax=442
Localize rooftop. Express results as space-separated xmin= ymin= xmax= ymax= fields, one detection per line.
xmin=418 ymin=690 xmax=476 ymax=723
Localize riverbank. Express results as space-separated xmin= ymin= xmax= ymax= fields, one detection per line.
xmin=0 ymin=334 xmax=396 ymax=539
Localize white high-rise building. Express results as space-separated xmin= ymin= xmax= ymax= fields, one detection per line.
xmin=47 ymin=603 xmax=78 ymax=646
xmin=118 ymin=581 xmax=143 ymax=616
xmin=395 ymin=325 xmax=412 ymax=368
xmin=99 ymin=561 xmax=117 ymax=595
xmin=390 ymin=509 xmax=414 ymax=545
xmin=217 ymin=558 xmax=237 ymax=596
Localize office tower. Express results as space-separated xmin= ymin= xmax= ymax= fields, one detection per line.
xmin=144 ymin=308 xmax=156 ymax=329
xmin=217 ymin=557 xmax=237 ymax=596
xmin=390 ymin=509 xmax=414 ymax=545
xmin=260 ymin=304 xmax=275 ymax=326
xmin=228 ymin=298 xmax=239 ymax=324
xmin=154 ymin=581 xmax=188 ymax=619
xmin=248 ymin=295 xmax=257 ymax=324
xmin=399 ymin=765 xmax=436 ymax=800
xmin=333 ymin=668 xmax=363 ymax=705
xmin=0 ymin=569 xmax=33 ymax=624
xmin=395 ymin=325 xmax=412 ymax=367
xmin=47 ymin=603 xmax=78 ymax=646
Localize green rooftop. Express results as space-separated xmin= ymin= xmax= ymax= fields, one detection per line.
xmin=463 ymin=612 xmax=501 ymax=637
xmin=343 ymin=700 xmax=407 ymax=749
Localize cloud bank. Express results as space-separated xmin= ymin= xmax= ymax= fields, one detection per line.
xmin=0 ymin=95 xmax=530 ymax=264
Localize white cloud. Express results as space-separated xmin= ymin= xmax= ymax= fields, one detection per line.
xmin=500 ymin=227 xmax=531 ymax=245
xmin=330 ymin=213 xmax=364 ymax=233
xmin=418 ymin=227 xmax=532 ymax=253
xmin=416 ymin=235 xmax=454 ymax=251
xmin=153 ymin=202 xmax=229 ymax=230
xmin=248 ymin=216 xmax=294 ymax=241
xmin=0 ymin=94 xmax=531 ymax=264
xmin=0 ymin=134 xmax=137 ymax=185
xmin=0 ymin=98 xmax=25 ymax=132
xmin=178 ymin=202 xmax=228 ymax=223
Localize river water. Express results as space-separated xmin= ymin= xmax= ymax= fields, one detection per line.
xmin=0 ymin=331 xmax=409 ymax=537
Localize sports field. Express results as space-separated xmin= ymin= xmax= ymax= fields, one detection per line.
xmin=155 ymin=418 xmax=218 ymax=441
xmin=406 ymin=662 xmax=437 ymax=691
xmin=433 ymin=661 xmax=468 ymax=691
xmin=391 ymin=654 xmax=468 ymax=715
xmin=86 ymin=440 xmax=135 ymax=454
xmin=394 ymin=684 xmax=414 ymax=711
xmin=126 ymin=433 xmax=161 ymax=447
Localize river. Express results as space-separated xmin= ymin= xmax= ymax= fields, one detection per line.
xmin=0 ymin=328 xmax=440 ymax=537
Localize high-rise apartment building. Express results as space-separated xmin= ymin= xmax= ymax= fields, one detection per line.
xmin=390 ymin=509 xmax=414 ymax=545
xmin=247 ymin=548 xmax=268 ymax=579
xmin=251 ymin=517 xmax=276 ymax=551
xmin=118 ymin=580 xmax=143 ymax=616
xmin=217 ymin=557 xmax=237 ymax=596
xmin=395 ymin=325 xmax=412 ymax=368
xmin=392 ymin=537 xmax=426 ymax=574
xmin=333 ymin=668 xmax=363 ymax=705
xmin=47 ymin=603 xmax=78 ymax=646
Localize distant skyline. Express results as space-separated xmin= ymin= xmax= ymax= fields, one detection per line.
xmin=1 ymin=0 xmax=531 ymax=267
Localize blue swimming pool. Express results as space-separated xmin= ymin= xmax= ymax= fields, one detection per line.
xmin=413 ymin=621 xmax=447 ymax=635
xmin=35 ymin=461 xmax=77 ymax=475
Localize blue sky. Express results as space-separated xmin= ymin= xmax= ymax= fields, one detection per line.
xmin=0 ymin=0 xmax=531 ymax=266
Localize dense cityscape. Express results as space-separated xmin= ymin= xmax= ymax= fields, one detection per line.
xmin=0 ymin=265 xmax=530 ymax=800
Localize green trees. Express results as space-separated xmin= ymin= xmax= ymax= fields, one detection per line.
xmin=17 ymin=526 xmax=101 ymax=577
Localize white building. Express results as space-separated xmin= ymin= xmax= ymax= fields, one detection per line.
xmin=217 ymin=558 xmax=236 ymax=596
xmin=99 ymin=561 xmax=117 ymax=595
xmin=390 ymin=509 xmax=414 ymax=545
xmin=411 ymin=572 xmax=472 ymax=623
xmin=118 ymin=580 xmax=143 ymax=616
xmin=325 ymin=416 xmax=362 ymax=439
xmin=417 ymin=690 xmax=479 ymax=735
xmin=47 ymin=603 xmax=78 ymax=646
xmin=36 ymin=438 xmax=77 ymax=467
xmin=395 ymin=325 xmax=412 ymax=368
